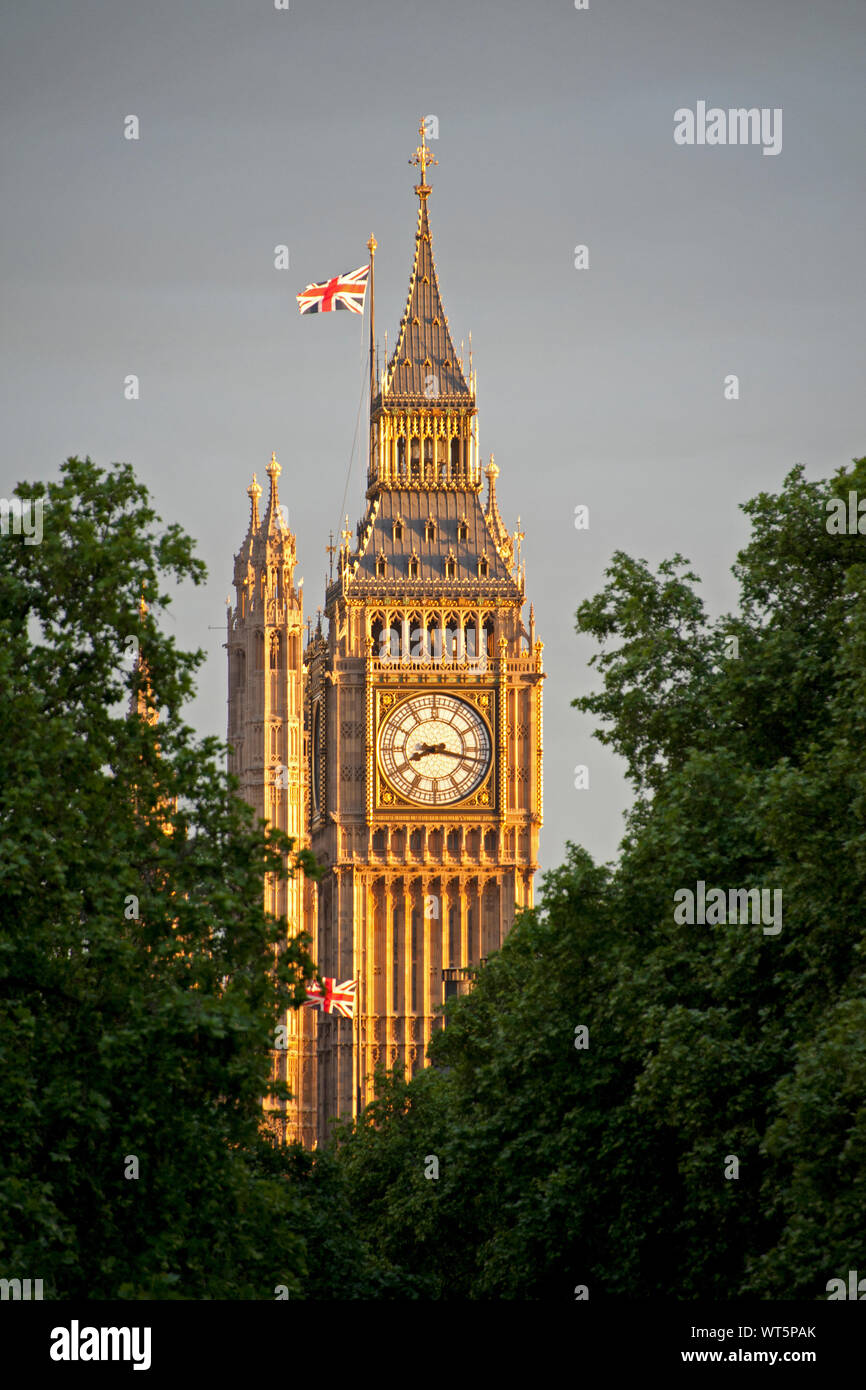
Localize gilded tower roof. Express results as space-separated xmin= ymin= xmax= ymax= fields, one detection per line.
xmin=378 ymin=195 xmax=472 ymax=404
xmin=376 ymin=122 xmax=473 ymax=407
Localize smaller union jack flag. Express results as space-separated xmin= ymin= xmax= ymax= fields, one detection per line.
xmin=302 ymin=977 xmax=358 ymax=1018
xmin=296 ymin=264 xmax=369 ymax=315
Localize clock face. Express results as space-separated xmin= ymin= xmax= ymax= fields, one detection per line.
xmin=378 ymin=693 xmax=492 ymax=806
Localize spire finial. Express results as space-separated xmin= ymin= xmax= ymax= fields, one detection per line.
xmin=265 ymin=451 xmax=283 ymax=528
xmin=409 ymin=116 xmax=438 ymax=197
xmin=247 ymin=472 xmax=262 ymax=531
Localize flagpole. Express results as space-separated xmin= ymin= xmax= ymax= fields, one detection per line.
xmin=366 ymin=233 xmax=377 ymax=482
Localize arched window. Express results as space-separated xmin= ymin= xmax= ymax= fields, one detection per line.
xmin=376 ymin=553 xmax=387 ymax=577
xmin=407 ymin=614 xmax=423 ymax=659
xmin=444 ymin=554 xmax=457 ymax=579
xmin=408 ymin=556 xmax=419 ymax=579
xmin=457 ymin=518 xmax=468 ymax=541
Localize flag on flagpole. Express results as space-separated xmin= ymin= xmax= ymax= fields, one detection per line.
xmin=302 ymin=977 xmax=358 ymax=1018
xmin=296 ymin=264 xmax=369 ymax=315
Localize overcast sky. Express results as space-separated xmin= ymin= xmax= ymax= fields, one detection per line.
xmin=2 ymin=0 xmax=864 ymax=874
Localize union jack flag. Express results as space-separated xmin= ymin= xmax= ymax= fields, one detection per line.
xmin=302 ymin=977 xmax=358 ymax=1018
xmin=296 ymin=264 xmax=369 ymax=315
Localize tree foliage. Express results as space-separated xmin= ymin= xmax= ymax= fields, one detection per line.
xmin=326 ymin=458 xmax=866 ymax=1300
xmin=0 ymin=457 xmax=319 ymax=1298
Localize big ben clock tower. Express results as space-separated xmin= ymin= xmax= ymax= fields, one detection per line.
xmin=306 ymin=122 xmax=544 ymax=1141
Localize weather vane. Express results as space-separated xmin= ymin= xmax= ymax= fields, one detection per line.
xmin=409 ymin=117 xmax=438 ymax=187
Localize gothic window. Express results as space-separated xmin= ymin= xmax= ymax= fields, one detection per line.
xmin=410 ymin=437 xmax=420 ymax=479
xmin=484 ymin=829 xmax=497 ymax=856
xmin=444 ymin=553 xmax=457 ymax=579
xmin=393 ymin=906 xmax=401 ymax=1011
xmin=457 ymin=518 xmax=468 ymax=541
xmin=450 ymin=437 xmax=460 ymax=473
xmin=408 ymin=555 xmax=419 ymax=579
xmin=393 ymin=517 xmax=403 ymax=542
xmin=478 ymin=555 xmax=489 ymax=578
xmin=376 ymin=553 xmax=387 ymax=577
xmin=424 ymin=437 xmax=433 ymax=467
xmin=397 ymin=438 xmax=406 ymax=472
xmin=425 ymin=518 xmax=436 ymax=542
xmin=232 ymin=649 xmax=245 ymax=689
xmin=426 ymin=614 xmax=442 ymax=661
xmin=254 ymin=631 xmax=265 ymax=670
xmin=411 ymin=907 xmax=420 ymax=1011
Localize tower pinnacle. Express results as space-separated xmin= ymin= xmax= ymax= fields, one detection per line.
xmin=265 ymin=452 xmax=285 ymax=533
xmin=247 ymin=473 xmax=262 ymax=532
xmin=409 ymin=116 xmax=438 ymax=196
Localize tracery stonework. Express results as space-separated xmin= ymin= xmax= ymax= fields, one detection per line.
xmin=227 ymin=122 xmax=543 ymax=1147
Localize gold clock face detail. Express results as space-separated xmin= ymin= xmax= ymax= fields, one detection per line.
xmin=378 ymin=693 xmax=492 ymax=806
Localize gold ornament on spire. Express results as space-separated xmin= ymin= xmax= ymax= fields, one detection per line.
xmin=409 ymin=116 xmax=438 ymax=193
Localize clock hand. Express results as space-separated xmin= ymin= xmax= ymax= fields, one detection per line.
xmin=410 ymin=743 xmax=488 ymax=766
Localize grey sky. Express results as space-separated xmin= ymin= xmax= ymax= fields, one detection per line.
xmin=2 ymin=0 xmax=864 ymax=874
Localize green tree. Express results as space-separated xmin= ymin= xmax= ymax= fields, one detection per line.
xmin=329 ymin=457 xmax=866 ymax=1300
xmin=0 ymin=456 xmax=318 ymax=1298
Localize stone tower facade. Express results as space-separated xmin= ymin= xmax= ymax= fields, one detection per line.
xmin=226 ymin=454 xmax=317 ymax=1148
xmin=227 ymin=124 xmax=543 ymax=1147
